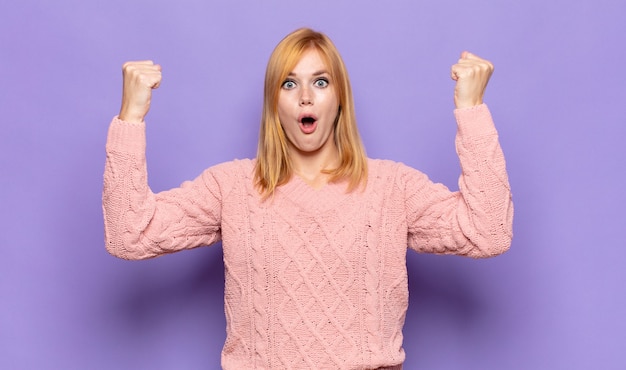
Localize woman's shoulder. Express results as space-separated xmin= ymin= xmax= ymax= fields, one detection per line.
xmin=367 ymin=158 xmax=413 ymax=174
xmin=194 ymin=158 xmax=257 ymax=198
xmin=366 ymin=158 xmax=429 ymax=186
xmin=201 ymin=158 xmax=256 ymax=183
xmin=209 ymin=158 xmax=256 ymax=172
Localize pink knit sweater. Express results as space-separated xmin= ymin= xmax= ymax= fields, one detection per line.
xmin=103 ymin=104 xmax=513 ymax=369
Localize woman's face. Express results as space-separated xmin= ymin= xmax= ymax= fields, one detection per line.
xmin=277 ymin=48 xmax=339 ymax=160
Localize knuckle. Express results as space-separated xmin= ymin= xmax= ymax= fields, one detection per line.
xmin=123 ymin=63 xmax=138 ymax=75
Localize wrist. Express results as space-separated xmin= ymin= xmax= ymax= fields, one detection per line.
xmin=454 ymin=98 xmax=483 ymax=110
xmin=118 ymin=107 xmax=146 ymax=124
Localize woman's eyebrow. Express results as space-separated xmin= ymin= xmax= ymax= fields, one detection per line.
xmin=287 ymin=70 xmax=330 ymax=77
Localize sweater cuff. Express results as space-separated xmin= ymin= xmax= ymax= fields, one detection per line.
xmin=453 ymin=103 xmax=497 ymax=137
xmin=106 ymin=116 xmax=146 ymax=154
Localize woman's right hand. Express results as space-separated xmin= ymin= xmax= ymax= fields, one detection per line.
xmin=118 ymin=61 xmax=162 ymax=124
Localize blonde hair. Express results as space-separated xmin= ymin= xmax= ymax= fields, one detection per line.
xmin=254 ymin=28 xmax=367 ymax=198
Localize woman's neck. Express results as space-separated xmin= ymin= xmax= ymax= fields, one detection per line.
xmin=289 ymin=145 xmax=340 ymax=189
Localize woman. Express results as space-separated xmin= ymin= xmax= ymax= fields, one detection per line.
xmin=104 ymin=28 xmax=513 ymax=369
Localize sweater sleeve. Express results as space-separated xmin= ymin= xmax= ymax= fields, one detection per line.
xmin=102 ymin=117 xmax=223 ymax=260
xmin=405 ymin=104 xmax=513 ymax=258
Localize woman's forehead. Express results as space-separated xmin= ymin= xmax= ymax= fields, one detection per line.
xmin=288 ymin=48 xmax=330 ymax=76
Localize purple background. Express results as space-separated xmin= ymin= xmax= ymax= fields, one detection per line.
xmin=1 ymin=0 xmax=625 ymax=369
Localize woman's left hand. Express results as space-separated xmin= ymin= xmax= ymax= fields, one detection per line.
xmin=451 ymin=52 xmax=494 ymax=109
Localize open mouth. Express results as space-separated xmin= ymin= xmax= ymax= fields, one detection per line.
xmin=298 ymin=114 xmax=318 ymax=134
xmin=300 ymin=116 xmax=316 ymax=127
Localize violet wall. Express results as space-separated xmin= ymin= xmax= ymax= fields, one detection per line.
xmin=1 ymin=0 xmax=625 ymax=369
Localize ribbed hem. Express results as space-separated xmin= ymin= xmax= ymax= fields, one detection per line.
xmin=453 ymin=103 xmax=497 ymax=137
xmin=105 ymin=116 xmax=146 ymax=154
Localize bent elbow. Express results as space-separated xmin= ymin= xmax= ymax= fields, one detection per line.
xmin=104 ymin=231 xmax=154 ymax=261
xmin=105 ymin=243 xmax=131 ymax=260
xmin=478 ymin=199 xmax=514 ymax=258
xmin=471 ymin=220 xmax=513 ymax=259
xmin=479 ymin=236 xmax=512 ymax=258
xmin=105 ymin=240 xmax=139 ymax=261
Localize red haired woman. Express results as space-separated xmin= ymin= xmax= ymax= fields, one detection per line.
xmin=104 ymin=28 xmax=513 ymax=369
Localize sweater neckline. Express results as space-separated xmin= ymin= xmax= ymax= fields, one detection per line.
xmin=277 ymin=174 xmax=350 ymax=212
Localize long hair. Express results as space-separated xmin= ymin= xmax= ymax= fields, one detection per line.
xmin=254 ymin=28 xmax=367 ymax=198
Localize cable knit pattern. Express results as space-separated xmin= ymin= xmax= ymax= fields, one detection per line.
xmin=102 ymin=104 xmax=513 ymax=369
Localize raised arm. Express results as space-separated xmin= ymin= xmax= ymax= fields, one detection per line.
xmin=406 ymin=52 xmax=513 ymax=258
xmin=103 ymin=62 xmax=222 ymax=260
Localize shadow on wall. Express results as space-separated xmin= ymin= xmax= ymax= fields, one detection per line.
xmin=404 ymin=253 xmax=487 ymax=342
xmin=106 ymin=244 xmax=226 ymax=336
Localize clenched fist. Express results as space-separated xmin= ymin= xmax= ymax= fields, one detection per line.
xmin=118 ymin=61 xmax=162 ymax=124
xmin=451 ymin=52 xmax=494 ymax=109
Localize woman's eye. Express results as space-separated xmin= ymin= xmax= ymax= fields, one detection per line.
xmin=315 ymin=78 xmax=329 ymax=88
xmin=282 ymin=80 xmax=296 ymax=89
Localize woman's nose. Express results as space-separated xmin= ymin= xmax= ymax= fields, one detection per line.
xmin=299 ymin=87 xmax=312 ymax=105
